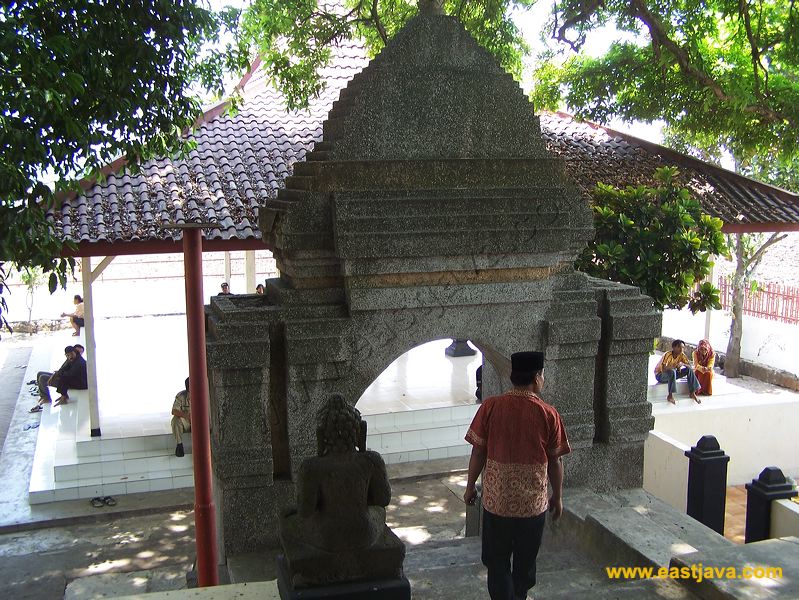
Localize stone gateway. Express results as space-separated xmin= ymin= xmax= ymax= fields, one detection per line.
xmin=206 ymin=12 xmax=660 ymax=559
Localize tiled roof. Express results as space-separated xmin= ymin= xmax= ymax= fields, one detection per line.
xmin=541 ymin=112 xmax=799 ymax=232
xmin=50 ymin=44 xmax=799 ymax=253
xmin=47 ymin=44 xmax=369 ymax=249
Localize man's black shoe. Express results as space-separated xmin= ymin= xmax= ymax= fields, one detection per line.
xmin=175 ymin=443 xmax=185 ymax=457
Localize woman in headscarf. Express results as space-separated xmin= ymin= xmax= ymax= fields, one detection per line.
xmin=693 ymin=339 xmax=715 ymax=396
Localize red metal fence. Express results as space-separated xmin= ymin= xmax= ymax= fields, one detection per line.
xmin=718 ymin=278 xmax=799 ymax=325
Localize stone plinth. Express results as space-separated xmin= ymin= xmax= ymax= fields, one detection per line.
xmin=279 ymin=525 xmax=406 ymax=588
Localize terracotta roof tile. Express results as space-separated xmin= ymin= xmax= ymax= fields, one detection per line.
xmin=50 ymin=42 xmax=799 ymax=251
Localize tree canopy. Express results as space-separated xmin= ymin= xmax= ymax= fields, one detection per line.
xmin=0 ymin=0 xmax=249 ymax=330
xmin=4 ymin=0 xmax=794 ymax=330
xmin=532 ymin=0 xmax=799 ymax=169
xmin=577 ymin=167 xmax=727 ymax=312
xmin=240 ymin=0 xmax=535 ymax=110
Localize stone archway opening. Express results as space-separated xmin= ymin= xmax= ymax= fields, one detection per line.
xmin=356 ymin=338 xmax=483 ymax=467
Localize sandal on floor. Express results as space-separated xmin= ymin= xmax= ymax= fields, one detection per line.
xmin=29 ymin=405 xmax=42 ymax=413
xmin=103 ymin=496 xmax=117 ymax=506
xmin=90 ymin=497 xmax=105 ymax=508
xmin=54 ymin=398 xmax=69 ymax=406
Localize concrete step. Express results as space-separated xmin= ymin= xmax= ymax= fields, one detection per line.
xmin=648 ymin=380 xmax=691 ymax=403
xmin=562 ymin=488 xmax=732 ymax=572
xmin=30 ymin=466 xmax=194 ymax=504
xmin=55 ymin=445 xmax=193 ymax=482
xmin=404 ymin=534 xmax=698 ymax=599
xmin=670 ymin=536 xmax=799 ymax=600
xmin=364 ymin=404 xmax=478 ymax=465
xmin=75 ymin=431 xmax=179 ymax=457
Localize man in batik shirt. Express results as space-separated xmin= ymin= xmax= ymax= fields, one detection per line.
xmin=464 ymin=351 xmax=570 ymax=600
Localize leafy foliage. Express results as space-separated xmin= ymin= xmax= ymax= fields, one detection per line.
xmin=240 ymin=0 xmax=535 ymax=110
xmin=0 ymin=0 xmax=250 ymax=334
xmin=533 ymin=0 xmax=799 ymax=165
xmin=576 ymin=167 xmax=727 ymax=312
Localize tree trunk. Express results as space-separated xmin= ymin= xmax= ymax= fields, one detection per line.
xmin=724 ymin=234 xmax=746 ymax=377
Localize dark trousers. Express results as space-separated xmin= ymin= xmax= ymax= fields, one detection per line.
xmin=482 ymin=508 xmax=547 ymax=600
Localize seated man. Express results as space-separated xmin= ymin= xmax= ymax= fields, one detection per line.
xmin=171 ymin=378 xmax=191 ymax=457
xmin=31 ymin=346 xmax=75 ymax=411
xmin=53 ymin=346 xmax=87 ymax=406
xmin=654 ymin=339 xmax=701 ymax=404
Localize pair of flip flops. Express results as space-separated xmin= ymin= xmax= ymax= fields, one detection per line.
xmin=23 ymin=423 xmax=40 ymax=431
xmin=90 ymin=496 xmax=117 ymax=508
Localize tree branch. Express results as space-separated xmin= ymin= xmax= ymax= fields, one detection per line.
xmin=552 ymin=0 xmax=604 ymax=52
xmin=628 ymin=0 xmax=788 ymax=125
xmin=739 ymin=0 xmax=766 ymax=99
xmin=745 ymin=232 xmax=787 ymax=277
xmin=372 ymin=0 xmax=388 ymax=45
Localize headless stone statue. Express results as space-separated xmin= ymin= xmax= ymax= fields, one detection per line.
xmin=278 ymin=395 xmax=406 ymax=589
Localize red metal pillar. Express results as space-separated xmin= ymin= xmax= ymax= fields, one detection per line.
xmin=182 ymin=226 xmax=219 ymax=586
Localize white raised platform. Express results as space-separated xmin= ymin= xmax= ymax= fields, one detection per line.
xmin=28 ymin=334 xmax=481 ymax=504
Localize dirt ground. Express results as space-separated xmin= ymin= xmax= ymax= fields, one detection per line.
xmin=0 ymin=474 xmax=468 ymax=600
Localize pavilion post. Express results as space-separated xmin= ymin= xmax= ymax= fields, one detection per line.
xmin=245 ymin=250 xmax=256 ymax=293
xmin=81 ymin=256 xmax=102 ymax=437
xmin=182 ymin=226 xmax=219 ymax=586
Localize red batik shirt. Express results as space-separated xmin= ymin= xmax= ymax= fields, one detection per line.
xmin=465 ymin=389 xmax=571 ymax=518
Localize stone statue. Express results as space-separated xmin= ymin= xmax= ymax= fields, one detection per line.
xmin=278 ymin=395 xmax=407 ymax=591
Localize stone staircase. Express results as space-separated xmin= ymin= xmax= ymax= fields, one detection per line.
xmin=405 ymin=487 xmax=796 ymax=599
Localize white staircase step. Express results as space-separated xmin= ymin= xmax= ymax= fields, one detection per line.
xmin=365 ymin=404 xmax=477 ymax=466
xmin=54 ymin=446 xmax=193 ymax=482
xmin=29 ymin=467 xmax=195 ymax=504
xmin=76 ymin=432 xmax=179 ymax=457
xmin=647 ymin=380 xmax=690 ymax=403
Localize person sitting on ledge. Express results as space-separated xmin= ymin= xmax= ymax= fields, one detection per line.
xmin=61 ymin=294 xmax=84 ymax=336
xmin=654 ymin=339 xmax=701 ymax=404
xmin=31 ymin=345 xmax=75 ymax=411
xmin=171 ymin=378 xmax=191 ymax=457
xmin=693 ymin=339 xmax=715 ymax=396
xmin=53 ymin=345 xmax=87 ymax=406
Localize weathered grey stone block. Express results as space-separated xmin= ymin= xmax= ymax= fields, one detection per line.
xmin=206 ymin=13 xmax=660 ymax=561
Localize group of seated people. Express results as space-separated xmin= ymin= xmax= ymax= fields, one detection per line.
xmin=654 ymin=338 xmax=715 ymax=404
xmin=30 ymin=344 xmax=88 ymax=412
xmin=218 ymin=282 xmax=266 ymax=295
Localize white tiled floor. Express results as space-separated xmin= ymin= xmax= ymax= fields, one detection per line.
xmin=28 ymin=328 xmax=483 ymax=503
xmin=358 ymin=339 xmax=482 ymax=414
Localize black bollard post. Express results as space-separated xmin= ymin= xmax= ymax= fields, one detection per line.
xmin=744 ymin=467 xmax=798 ymax=543
xmin=444 ymin=338 xmax=477 ymax=357
xmin=684 ymin=435 xmax=730 ymax=535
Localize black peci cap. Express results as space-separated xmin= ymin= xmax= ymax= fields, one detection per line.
xmin=511 ymin=351 xmax=544 ymax=374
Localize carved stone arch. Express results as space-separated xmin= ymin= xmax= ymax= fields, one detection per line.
xmin=206 ymin=12 xmax=661 ymax=556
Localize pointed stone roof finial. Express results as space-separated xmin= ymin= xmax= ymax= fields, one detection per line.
xmin=419 ymin=0 xmax=444 ymax=16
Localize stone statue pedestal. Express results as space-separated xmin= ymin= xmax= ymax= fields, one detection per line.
xmin=277 ymin=526 xmax=409 ymax=599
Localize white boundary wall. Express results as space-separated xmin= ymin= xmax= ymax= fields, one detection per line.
xmin=772 ymin=500 xmax=799 ymax=539
xmin=643 ymin=430 xmax=690 ymax=511
xmin=662 ymin=307 xmax=799 ymax=375
xmin=653 ymin=400 xmax=799 ymax=486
